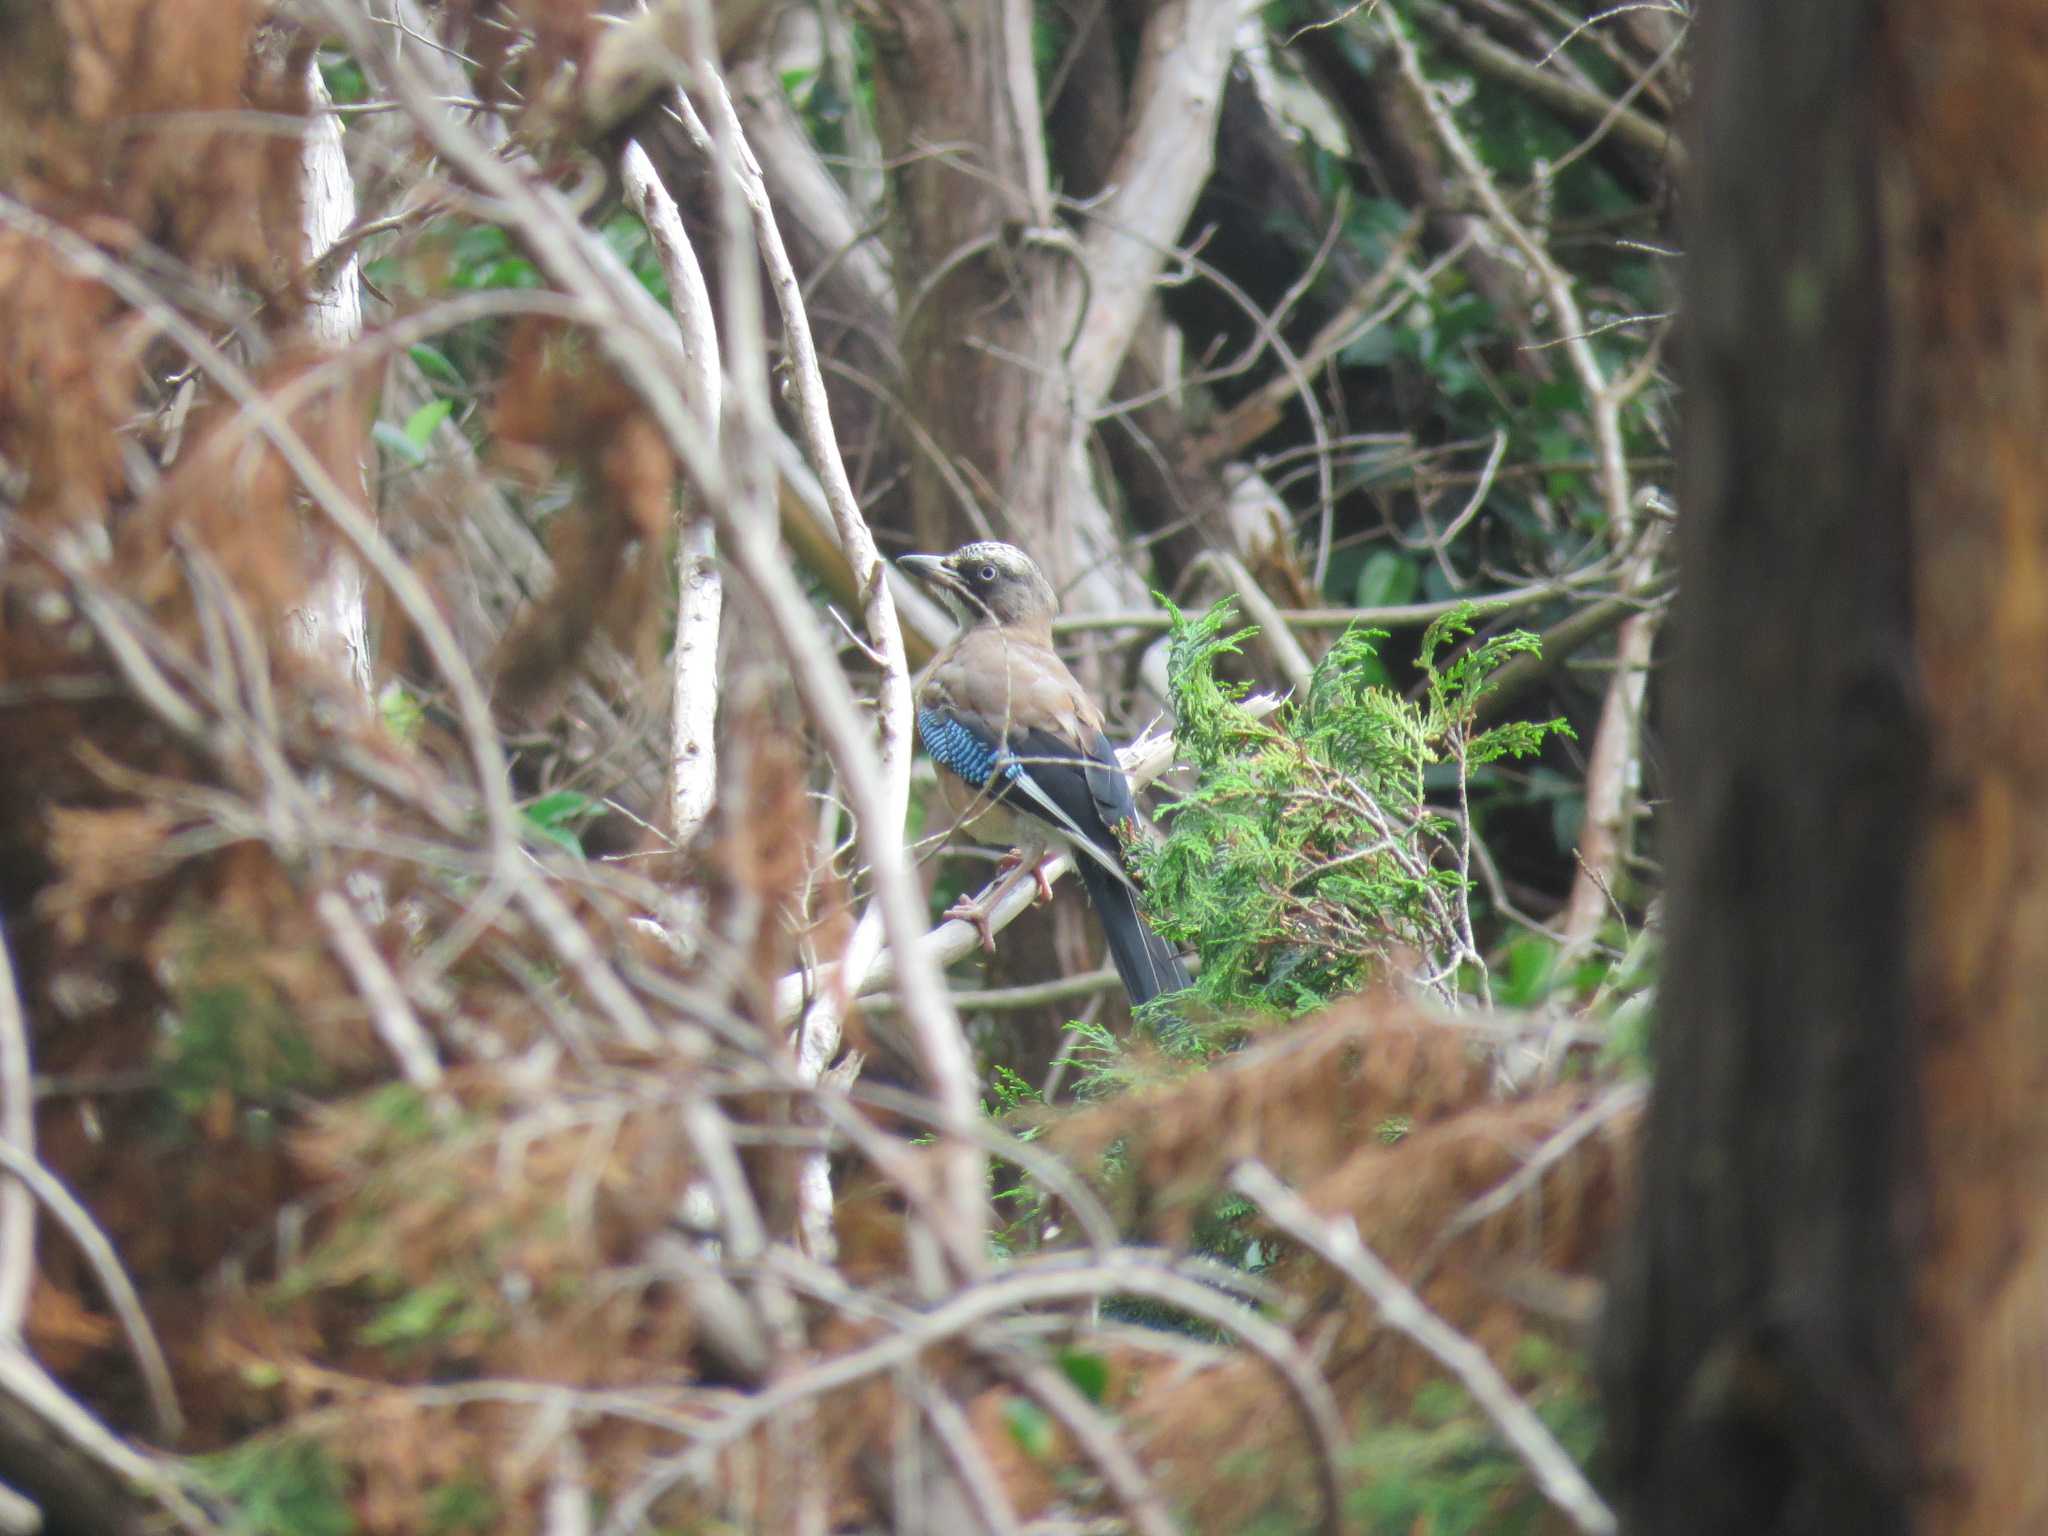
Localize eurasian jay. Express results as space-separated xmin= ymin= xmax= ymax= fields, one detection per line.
xmin=898 ymin=541 xmax=1192 ymax=1009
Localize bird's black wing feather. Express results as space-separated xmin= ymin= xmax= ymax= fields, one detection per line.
xmin=926 ymin=707 xmax=1189 ymax=1007
xmin=995 ymin=722 xmax=1129 ymax=860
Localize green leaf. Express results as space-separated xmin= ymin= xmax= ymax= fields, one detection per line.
xmin=425 ymin=1476 xmax=499 ymax=1535
xmin=522 ymin=790 xmax=599 ymax=857
xmin=1002 ymin=1398 xmax=1057 ymax=1460
xmin=358 ymin=1279 xmax=491 ymax=1353
xmin=1494 ymin=934 xmax=1559 ymax=1008
xmin=1057 ymin=1347 xmax=1111 ymax=1404
xmin=403 ymin=398 xmax=454 ymax=448
xmin=525 ymin=790 xmax=595 ymax=828
xmin=371 ymin=419 xmax=425 ymax=466
xmin=195 ymin=1438 xmax=357 ymax=1536
xmin=1354 ymin=550 xmax=1420 ymax=609
xmin=378 ymin=682 xmax=425 ymax=743
xmin=407 ymin=343 xmax=464 ymax=386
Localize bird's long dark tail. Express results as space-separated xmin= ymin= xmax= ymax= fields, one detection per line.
xmin=1076 ymin=858 xmax=1191 ymax=1009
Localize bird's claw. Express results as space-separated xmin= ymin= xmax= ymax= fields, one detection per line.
xmin=1029 ymin=860 xmax=1057 ymax=905
xmin=944 ymin=893 xmax=1001 ymax=954
xmin=993 ymin=848 xmax=1057 ymax=905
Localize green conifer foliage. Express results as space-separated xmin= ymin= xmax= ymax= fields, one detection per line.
xmin=1142 ymin=600 xmax=1571 ymax=1026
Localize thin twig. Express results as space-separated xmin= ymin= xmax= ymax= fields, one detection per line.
xmin=0 ymin=1142 xmax=182 ymax=1443
xmin=0 ymin=920 xmax=32 ymax=1341
xmin=988 ymin=1351 xmax=1180 ymax=1536
xmin=1234 ymin=1161 xmax=1616 ymax=1536
xmin=602 ymin=1252 xmax=1348 ymax=1536
xmin=1051 ymin=569 xmax=1611 ymax=634
xmin=859 ymin=968 xmax=1123 ymax=1013
xmin=312 ymin=890 xmax=447 ymax=1097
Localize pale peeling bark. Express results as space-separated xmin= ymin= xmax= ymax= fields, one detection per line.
xmin=871 ymin=0 xmax=1236 ymax=631
xmin=292 ymin=57 xmax=373 ymax=697
xmin=1559 ymin=544 xmax=1663 ymax=950
xmin=622 ymin=138 xmax=724 ymax=849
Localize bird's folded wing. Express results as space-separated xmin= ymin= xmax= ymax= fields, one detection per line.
xmin=918 ymin=704 xmax=1140 ymax=892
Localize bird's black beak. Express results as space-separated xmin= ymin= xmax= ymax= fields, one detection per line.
xmin=897 ymin=553 xmax=962 ymax=595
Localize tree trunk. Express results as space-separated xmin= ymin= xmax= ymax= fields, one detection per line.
xmin=1601 ymin=2 xmax=2048 ymax=1532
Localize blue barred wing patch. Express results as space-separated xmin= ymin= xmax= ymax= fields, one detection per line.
xmin=918 ymin=708 xmax=1016 ymax=790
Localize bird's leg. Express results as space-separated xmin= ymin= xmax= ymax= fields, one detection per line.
xmin=943 ymin=845 xmax=1045 ymax=953
xmin=1024 ymin=852 xmax=1059 ymax=905
xmin=989 ymin=848 xmax=1060 ymax=904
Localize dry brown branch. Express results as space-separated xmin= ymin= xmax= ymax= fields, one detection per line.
xmin=1050 ymin=999 xmax=1497 ymax=1225
xmin=0 ymin=1347 xmax=216 ymax=1534
xmin=604 ymin=1252 xmax=1348 ymax=1536
xmin=674 ymin=32 xmax=983 ymax=1254
xmin=0 ymin=196 xmax=528 ymax=870
xmin=325 ymin=5 xmax=983 ymax=1258
xmin=0 ymin=1143 xmax=180 ymax=1443
xmin=1234 ymin=1160 xmax=1618 ymax=1536
xmin=685 ymin=67 xmax=932 ymax=1261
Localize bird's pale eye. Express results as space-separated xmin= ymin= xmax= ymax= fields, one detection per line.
xmin=979 ymin=565 xmax=998 ymax=583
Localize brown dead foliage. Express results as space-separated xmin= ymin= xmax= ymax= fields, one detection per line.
xmin=125 ymin=346 xmax=376 ymax=636
xmin=1048 ymin=994 xmax=1495 ymax=1241
xmin=0 ymin=236 xmax=130 ymax=527
xmin=488 ymin=318 xmax=673 ymax=719
xmin=445 ymin=0 xmax=606 ymax=124
xmin=1028 ymin=997 xmax=1640 ymax=1531
xmin=0 ymin=9 xmax=1647 ymax=1531
xmin=2 ymin=1 xmax=309 ymax=285
xmin=1123 ymin=1063 xmax=1639 ymax=1533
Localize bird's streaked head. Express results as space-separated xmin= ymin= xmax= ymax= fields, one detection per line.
xmin=899 ymin=541 xmax=1058 ymax=631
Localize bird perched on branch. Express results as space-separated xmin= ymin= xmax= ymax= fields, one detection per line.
xmin=898 ymin=541 xmax=1191 ymax=1009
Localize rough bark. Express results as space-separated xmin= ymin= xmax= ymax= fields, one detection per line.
xmin=1887 ymin=5 xmax=2048 ymax=1530
xmin=869 ymin=0 xmax=1067 ymax=555
xmin=1603 ymin=2 xmax=2048 ymax=1532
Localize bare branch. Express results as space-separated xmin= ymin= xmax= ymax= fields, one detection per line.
xmin=0 ymin=1141 xmax=181 ymax=1444
xmin=1067 ymin=0 xmax=1239 ymax=410
xmin=604 ymin=1251 xmax=1348 ymax=1536
xmin=312 ymin=889 xmax=446 ymax=1096
xmin=621 ymin=138 xmax=723 ymax=848
xmin=294 ymin=54 xmax=373 ymax=697
xmin=680 ymin=49 xmax=983 ymax=1253
xmin=1380 ymin=4 xmax=1634 ymax=543
xmin=1409 ymin=1 xmax=1683 ymax=177
xmin=1234 ymin=1160 xmax=1617 ymax=1536
xmin=0 ymin=921 xmax=32 ymax=1342
xmin=0 ymin=1346 xmax=216 ymax=1532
